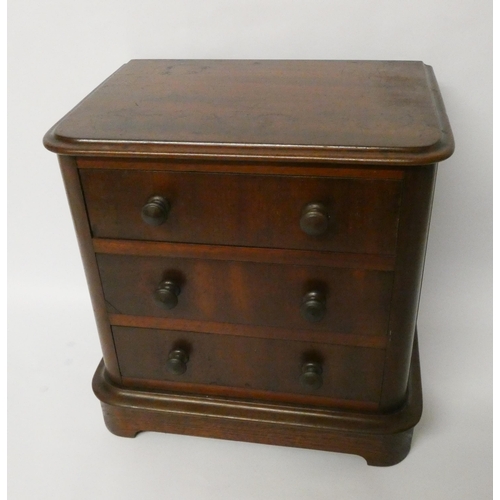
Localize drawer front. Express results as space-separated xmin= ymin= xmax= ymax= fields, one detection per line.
xmin=97 ymin=254 xmax=393 ymax=336
xmin=81 ymin=169 xmax=401 ymax=254
xmin=113 ymin=326 xmax=386 ymax=403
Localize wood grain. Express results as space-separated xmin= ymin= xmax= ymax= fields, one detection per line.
xmin=93 ymin=239 xmax=396 ymax=271
xmin=107 ymin=314 xmax=388 ymax=348
xmin=44 ymin=60 xmax=451 ymax=465
xmin=77 ymin=157 xmax=405 ymax=179
xmin=93 ymin=333 xmax=423 ymax=466
xmin=379 ymin=165 xmax=437 ymax=410
xmin=43 ymin=60 xmax=454 ymax=164
xmin=57 ymin=156 xmax=121 ymax=381
xmin=112 ymin=326 xmax=386 ymax=404
xmin=96 ymin=253 xmax=394 ymax=336
xmin=81 ymin=168 xmax=402 ymax=255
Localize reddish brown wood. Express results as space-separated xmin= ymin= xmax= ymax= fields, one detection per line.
xmin=118 ymin=376 xmax=380 ymax=411
xmin=101 ymin=400 xmax=415 ymax=466
xmin=81 ymin=168 xmax=402 ymax=255
xmin=57 ymin=156 xmax=121 ymax=382
xmin=77 ymin=157 xmax=405 ymax=179
xmin=94 ymin=333 xmax=423 ymax=466
xmin=96 ymin=253 xmax=393 ymax=336
xmin=43 ymin=60 xmax=453 ymax=165
xmin=100 ymin=400 xmax=415 ymax=466
xmin=107 ymin=314 xmax=388 ymax=349
xmin=93 ymin=239 xmax=396 ymax=271
xmin=45 ymin=60 xmax=453 ymax=465
xmin=379 ymin=165 xmax=437 ymax=410
xmin=112 ymin=325 xmax=386 ymax=404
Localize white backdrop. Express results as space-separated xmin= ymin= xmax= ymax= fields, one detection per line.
xmin=8 ymin=1 xmax=492 ymax=499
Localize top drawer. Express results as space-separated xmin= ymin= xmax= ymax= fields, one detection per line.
xmin=80 ymin=168 xmax=402 ymax=254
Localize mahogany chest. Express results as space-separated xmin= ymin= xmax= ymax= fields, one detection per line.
xmin=44 ymin=60 xmax=454 ymax=466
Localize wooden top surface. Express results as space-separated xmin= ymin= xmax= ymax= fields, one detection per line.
xmin=44 ymin=60 xmax=454 ymax=164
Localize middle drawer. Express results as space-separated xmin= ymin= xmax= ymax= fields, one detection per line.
xmin=97 ymin=253 xmax=393 ymax=336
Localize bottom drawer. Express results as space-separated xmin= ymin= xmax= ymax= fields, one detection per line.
xmin=113 ymin=326 xmax=385 ymax=406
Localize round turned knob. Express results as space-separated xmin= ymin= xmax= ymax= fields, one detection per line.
xmin=300 ymin=362 xmax=323 ymax=389
xmin=141 ymin=196 xmax=170 ymax=226
xmin=154 ymin=280 xmax=180 ymax=310
xmin=166 ymin=349 xmax=189 ymax=375
xmin=300 ymin=202 xmax=329 ymax=236
xmin=300 ymin=290 xmax=326 ymax=322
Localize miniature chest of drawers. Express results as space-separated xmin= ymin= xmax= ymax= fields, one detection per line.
xmin=44 ymin=60 xmax=454 ymax=466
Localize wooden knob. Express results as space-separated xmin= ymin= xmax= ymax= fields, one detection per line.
xmin=300 ymin=290 xmax=326 ymax=322
xmin=300 ymin=202 xmax=329 ymax=236
xmin=166 ymin=349 xmax=189 ymax=375
xmin=300 ymin=362 xmax=323 ymax=389
xmin=154 ymin=280 xmax=180 ymax=310
xmin=141 ymin=196 xmax=170 ymax=226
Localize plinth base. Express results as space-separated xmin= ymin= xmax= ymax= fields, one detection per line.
xmin=93 ymin=336 xmax=422 ymax=467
